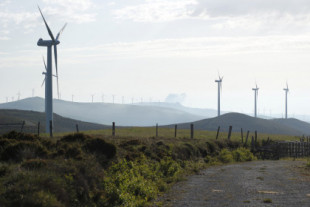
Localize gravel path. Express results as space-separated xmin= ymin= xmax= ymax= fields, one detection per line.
xmin=160 ymin=161 xmax=310 ymax=207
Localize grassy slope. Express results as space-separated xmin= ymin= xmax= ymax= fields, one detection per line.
xmin=166 ymin=113 xmax=306 ymax=136
xmin=0 ymin=109 xmax=109 ymax=133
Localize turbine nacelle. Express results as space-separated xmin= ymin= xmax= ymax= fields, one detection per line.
xmin=37 ymin=38 xmax=60 ymax=47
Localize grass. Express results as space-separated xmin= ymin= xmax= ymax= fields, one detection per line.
xmin=0 ymin=130 xmax=257 ymax=207
xmin=263 ymin=198 xmax=273 ymax=203
xmin=47 ymin=126 xmax=300 ymax=142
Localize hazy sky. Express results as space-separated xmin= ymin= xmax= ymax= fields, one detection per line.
xmin=1 ymin=0 xmax=310 ymax=116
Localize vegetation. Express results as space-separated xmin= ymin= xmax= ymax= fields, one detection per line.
xmin=0 ymin=131 xmax=257 ymax=206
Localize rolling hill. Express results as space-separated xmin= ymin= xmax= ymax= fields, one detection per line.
xmin=0 ymin=97 xmax=205 ymax=126
xmin=0 ymin=109 xmax=109 ymax=134
xmin=167 ymin=113 xmax=310 ymax=136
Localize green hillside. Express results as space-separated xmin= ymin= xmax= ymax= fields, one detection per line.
xmin=167 ymin=113 xmax=308 ymax=136
xmin=0 ymin=109 xmax=109 ymax=134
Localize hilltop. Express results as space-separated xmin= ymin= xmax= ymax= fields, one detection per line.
xmin=168 ymin=113 xmax=310 ymax=136
xmin=0 ymin=109 xmax=108 ymax=134
xmin=0 ymin=97 xmax=205 ymax=126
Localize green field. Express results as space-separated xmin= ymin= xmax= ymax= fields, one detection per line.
xmin=51 ymin=127 xmax=301 ymax=142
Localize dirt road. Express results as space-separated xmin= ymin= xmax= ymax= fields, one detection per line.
xmin=160 ymin=161 xmax=310 ymax=207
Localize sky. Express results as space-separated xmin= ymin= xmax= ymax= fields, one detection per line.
xmin=1 ymin=0 xmax=310 ymax=117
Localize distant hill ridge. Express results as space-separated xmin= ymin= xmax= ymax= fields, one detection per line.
xmin=0 ymin=109 xmax=108 ymax=134
xmin=167 ymin=113 xmax=310 ymax=136
xmin=0 ymin=97 xmax=205 ymax=126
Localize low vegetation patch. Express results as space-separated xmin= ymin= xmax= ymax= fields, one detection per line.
xmin=0 ymin=131 xmax=256 ymax=207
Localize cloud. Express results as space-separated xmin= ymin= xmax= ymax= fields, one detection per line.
xmin=114 ymin=0 xmax=198 ymax=22
xmin=114 ymin=0 xmax=310 ymax=34
xmin=165 ymin=93 xmax=187 ymax=103
xmin=42 ymin=0 xmax=96 ymax=23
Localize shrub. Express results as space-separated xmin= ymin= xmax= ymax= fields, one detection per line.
xmin=21 ymin=159 xmax=47 ymax=170
xmin=0 ymin=141 xmax=48 ymax=162
xmin=232 ymin=148 xmax=256 ymax=162
xmin=218 ymin=149 xmax=234 ymax=163
xmin=1 ymin=131 xmax=38 ymax=141
xmin=0 ymin=164 xmax=9 ymax=177
xmin=60 ymin=133 xmax=90 ymax=143
xmin=83 ymin=138 xmax=116 ymax=159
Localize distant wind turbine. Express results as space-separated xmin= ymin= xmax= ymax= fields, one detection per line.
xmin=283 ymin=82 xmax=289 ymax=119
xmin=72 ymin=94 xmax=74 ymax=102
xmin=37 ymin=6 xmax=67 ymax=135
xmin=112 ymin=95 xmax=115 ymax=104
xmin=17 ymin=92 xmax=21 ymax=100
xmin=252 ymin=84 xmax=259 ymax=118
xmin=215 ymin=74 xmax=223 ymax=117
xmin=101 ymin=94 xmax=104 ymax=103
xmin=91 ymin=94 xmax=94 ymax=103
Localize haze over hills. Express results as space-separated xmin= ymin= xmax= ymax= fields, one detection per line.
xmin=0 ymin=97 xmax=205 ymax=126
xmin=168 ymin=113 xmax=310 ymax=136
xmin=0 ymin=109 xmax=108 ymax=134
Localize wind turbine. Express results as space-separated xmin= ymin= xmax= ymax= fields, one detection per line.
xmin=37 ymin=6 xmax=67 ymax=135
xmin=91 ymin=94 xmax=95 ymax=103
xmin=215 ymin=75 xmax=223 ymax=117
xmin=283 ymin=82 xmax=289 ymax=119
xmin=252 ymin=84 xmax=259 ymax=118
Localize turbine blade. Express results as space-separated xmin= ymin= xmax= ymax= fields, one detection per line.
xmin=38 ymin=6 xmax=55 ymax=41
xmin=56 ymin=23 xmax=67 ymax=40
xmin=42 ymin=56 xmax=47 ymax=71
xmin=41 ymin=77 xmax=46 ymax=87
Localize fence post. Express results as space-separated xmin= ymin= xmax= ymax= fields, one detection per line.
xmin=216 ymin=126 xmax=220 ymax=140
xmin=76 ymin=124 xmax=79 ymax=133
xmin=241 ymin=128 xmax=244 ymax=143
xmin=251 ymin=136 xmax=254 ymax=151
xmin=112 ymin=122 xmax=115 ymax=137
xmin=49 ymin=120 xmax=53 ymax=138
xmin=227 ymin=126 xmax=232 ymax=140
xmin=174 ymin=125 xmax=177 ymax=138
xmin=20 ymin=121 xmax=25 ymax=133
xmin=245 ymin=131 xmax=250 ymax=146
xmin=255 ymin=131 xmax=258 ymax=147
xmin=156 ymin=123 xmax=158 ymax=137
xmin=190 ymin=123 xmax=194 ymax=139
xmin=37 ymin=122 xmax=40 ymax=137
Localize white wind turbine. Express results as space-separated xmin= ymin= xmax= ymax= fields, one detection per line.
xmin=215 ymin=74 xmax=223 ymax=117
xmin=283 ymin=82 xmax=289 ymax=119
xmin=37 ymin=6 xmax=67 ymax=135
xmin=252 ymin=83 xmax=259 ymax=118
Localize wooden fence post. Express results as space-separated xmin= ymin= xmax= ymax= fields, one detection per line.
xmin=20 ymin=121 xmax=25 ymax=133
xmin=156 ymin=123 xmax=158 ymax=137
xmin=37 ymin=122 xmax=40 ymax=137
xmin=112 ymin=122 xmax=115 ymax=137
xmin=49 ymin=120 xmax=53 ymax=138
xmin=190 ymin=124 xmax=194 ymax=139
xmin=227 ymin=126 xmax=232 ymax=140
xmin=241 ymin=128 xmax=244 ymax=143
xmin=174 ymin=125 xmax=177 ymax=138
xmin=245 ymin=131 xmax=250 ymax=146
xmin=216 ymin=126 xmax=220 ymax=140
xmin=255 ymin=130 xmax=258 ymax=146
xmin=76 ymin=124 xmax=79 ymax=133
xmin=251 ymin=136 xmax=254 ymax=151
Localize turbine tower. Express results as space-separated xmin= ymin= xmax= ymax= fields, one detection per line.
xmin=283 ymin=83 xmax=289 ymax=119
xmin=215 ymin=75 xmax=223 ymax=117
xmin=37 ymin=6 xmax=67 ymax=135
xmin=252 ymin=84 xmax=259 ymax=118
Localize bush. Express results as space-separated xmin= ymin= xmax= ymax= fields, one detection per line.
xmin=232 ymin=148 xmax=256 ymax=162
xmin=21 ymin=159 xmax=47 ymax=170
xmin=1 ymin=131 xmax=39 ymax=141
xmin=60 ymin=133 xmax=90 ymax=143
xmin=0 ymin=141 xmax=48 ymax=162
xmin=83 ymin=138 xmax=116 ymax=159
xmin=218 ymin=149 xmax=234 ymax=163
